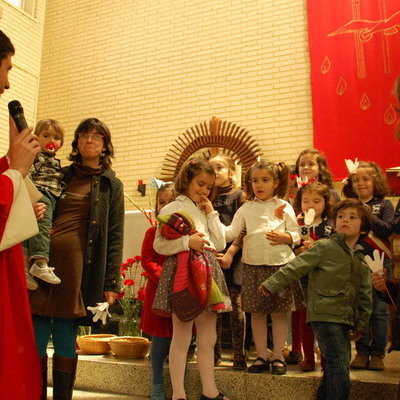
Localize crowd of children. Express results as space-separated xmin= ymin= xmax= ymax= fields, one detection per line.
xmin=24 ymin=133 xmax=398 ymax=400
xmin=138 ymin=148 xmax=398 ymax=400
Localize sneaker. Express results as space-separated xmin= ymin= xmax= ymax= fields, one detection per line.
xmin=350 ymin=353 xmax=369 ymax=369
xmin=368 ymin=353 xmax=385 ymax=370
xmin=25 ymin=268 xmax=38 ymax=290
xmin=299 ymin=359 xmax=316 ymax=372
xmin=285 ymin=350 xmax=303 ymax=365
xmin=30 ymin=260 xmax=61 ymax=284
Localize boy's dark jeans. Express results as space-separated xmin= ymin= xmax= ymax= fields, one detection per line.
xmin=25 ymin=189 xmax=56 ymax=260
xmin=311 ymin=322 xmax=351 ymax=400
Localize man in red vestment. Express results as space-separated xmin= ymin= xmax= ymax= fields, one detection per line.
xmin=0 ymin=30 xmax=42 ymax=400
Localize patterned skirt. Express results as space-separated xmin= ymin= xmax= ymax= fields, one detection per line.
xmin=241 ymin=264 xmax=305 ymax=314
xmin=153 ymin=249 xmax=232 ymax=317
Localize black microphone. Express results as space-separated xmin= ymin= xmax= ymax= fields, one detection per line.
xmin=8 ymin=100 xmax=28 ymax=132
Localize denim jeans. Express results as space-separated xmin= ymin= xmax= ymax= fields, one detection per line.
xmin=311 ymin=322 xmax=351 ymax=400
xmin=355 ymin=258 xmax=390 ymax=357
xmin=150 ymin=336 xmax=171 ymax=385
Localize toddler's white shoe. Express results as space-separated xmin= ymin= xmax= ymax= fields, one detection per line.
xmin=30 ymin=260 xmax=61 ymax=284
xmin=25 ymin=267 xmax=38 ymax=290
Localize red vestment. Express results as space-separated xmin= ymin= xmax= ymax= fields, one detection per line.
xmin=0 ymin=156 xmax=41 ymax=400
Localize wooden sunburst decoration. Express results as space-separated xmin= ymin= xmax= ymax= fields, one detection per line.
xmin=161 ymin=116 xmax=262 ymax=181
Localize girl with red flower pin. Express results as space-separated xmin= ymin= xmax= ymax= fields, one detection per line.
xmin=285 ymin=149 xmax=340 ymax=367
xmin=294 ymin=149 xmax=341 ymax=210
xmin=140 ymin=183 xmax=176 ymax=400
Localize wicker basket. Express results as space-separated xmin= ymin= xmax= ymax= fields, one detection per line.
xmin=76 ymin=334 xmax=117 ymax=355
xmin=109 ymin=336 xmax=151 ymax=359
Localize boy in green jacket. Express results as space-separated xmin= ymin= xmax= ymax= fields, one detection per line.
xmin=260 ymin=199 xmax=373 ymax=400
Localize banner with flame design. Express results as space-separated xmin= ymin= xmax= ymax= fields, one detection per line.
xmin=307 ymin=0 xmax=400 ymax=179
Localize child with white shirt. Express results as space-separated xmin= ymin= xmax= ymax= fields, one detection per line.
xmin=224 ymin=159 xmax=301 ymax=375
xmin=153 ymin=158 xmax=231 ymax=400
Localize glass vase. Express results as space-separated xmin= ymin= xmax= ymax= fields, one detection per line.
xmin=118 ymin=317 xmax=141 ymax=337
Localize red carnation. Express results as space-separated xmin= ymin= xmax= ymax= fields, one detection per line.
xmin=124 ymin=279 xmax=134 ymax=286
xmin=127 ymin=258 xmax=135 ymax=264
xmin=134 ymin=255 xmax=142 ymax=262
xmin=116 ymin=291 xmax=125 ymax=299
xmin=137 ymin=287 xmax=146 ymax=301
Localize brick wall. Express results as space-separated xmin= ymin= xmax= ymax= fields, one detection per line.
xmin=0 ymin=0 xmax=45 ymax=155
xmin=7 ymin=1 xmax=314 ymax=209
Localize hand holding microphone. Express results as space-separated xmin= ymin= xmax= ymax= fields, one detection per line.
xmin=7 ymin=100 xmax=40 ymax=177
xmin=8 ymin=100 xmax=28 ymax=132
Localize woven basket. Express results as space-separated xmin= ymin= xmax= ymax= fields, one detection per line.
xmin=76 ymin=334 xmax=117 ymax=355
xmin=109 ymin=336 xmax=151 ymax=359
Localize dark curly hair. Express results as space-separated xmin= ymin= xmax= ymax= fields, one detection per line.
xmin=68 ymin=118 xmax=114 ymax=169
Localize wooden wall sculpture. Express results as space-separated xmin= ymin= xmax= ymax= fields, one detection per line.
xmin=161 ymin=116 xmax=262 ymax=181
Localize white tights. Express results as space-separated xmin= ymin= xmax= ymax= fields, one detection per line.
xmin=251 ymin=312 xmax=288 ymax=362
xmin=170 ymin=311 xmax=219 ymax=400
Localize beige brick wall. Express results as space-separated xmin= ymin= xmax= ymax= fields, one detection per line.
xmin=11 ymin=0 xmax=314 ymax=210
xmin=0 ymin=0 xmax=46 ymax=155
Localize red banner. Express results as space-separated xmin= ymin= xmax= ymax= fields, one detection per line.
xmin=307 ymin=0 xmax=400 ymax=179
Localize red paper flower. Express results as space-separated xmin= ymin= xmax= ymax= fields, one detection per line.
xmin=124 ymin=279 xmax=134 ymax=286
xmin=134 ymin=255 xmax=142 ymax=262
xmin=127 ymin=258 xmax=135 ymax=264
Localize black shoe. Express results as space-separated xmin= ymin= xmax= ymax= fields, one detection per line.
xmin=284 ymin=350 xmax=303 ymax=365
xmin=232 ymin=353 xmax=247 ymax=370
xmin=271 ymin=359 xmax=287 ymax=375
xmin=214 ymin=352 xmax=222 ymax=366
xmin=247 ymin=357 xmax=269 ymax=373
xmin=200 ymin=392 xmax=227 ymax=400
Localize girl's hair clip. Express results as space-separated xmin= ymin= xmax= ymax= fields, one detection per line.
xmin=188 ymin=160 xmax=197 ymax=166
xmin=149 ymin=177 xmax=173 ymax=190
xmin=344 ymin=158 xmax=359 ymax=175
xmin=296 ymin=176 xmax=316 ymax=188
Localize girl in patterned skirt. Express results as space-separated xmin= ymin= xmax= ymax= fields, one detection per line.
xmin=153 ymin=158 xmax=231 ymax=400
xmin=224 ymin=160 xmax=301 ymax=375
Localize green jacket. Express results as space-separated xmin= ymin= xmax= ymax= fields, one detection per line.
xmin=262 ymin=234 xmax=372 ymax=332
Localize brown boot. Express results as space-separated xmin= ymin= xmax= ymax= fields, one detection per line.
xmin=52 ymin=355 xmax=78 ymax=400
xmin=41 ymin=355 xmax=48 ymax=400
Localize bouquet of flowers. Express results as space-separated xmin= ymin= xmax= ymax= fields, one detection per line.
xmin=117 ymin=256 xmax=147 ymax=336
